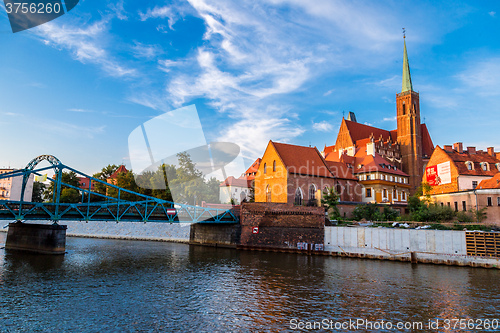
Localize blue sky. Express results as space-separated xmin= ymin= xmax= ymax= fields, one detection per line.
xmin=0 ymin=0 xmax=499 ymax=175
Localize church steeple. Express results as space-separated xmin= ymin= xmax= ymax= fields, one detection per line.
xmin=402 ymin=39 xmax=413 ymax=93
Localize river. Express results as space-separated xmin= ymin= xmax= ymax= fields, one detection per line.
xmin=1 ymin=232 xmax=499 ymax=332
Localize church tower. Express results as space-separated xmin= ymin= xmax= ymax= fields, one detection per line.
xmin=396 ymin=38 xmax=423 ymax=193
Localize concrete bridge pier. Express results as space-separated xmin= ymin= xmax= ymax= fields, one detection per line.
xmin=5 ymin=222 xmax=67 ymax=254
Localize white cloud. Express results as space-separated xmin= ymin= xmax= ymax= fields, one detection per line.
xmin=139 ymin=6 xmax=178 ymax=30
xmin=323 ymin=89 xmax=334 ymax=96
xmin=132 ymin=42 xmax=163 ymax=59
xmin=34 ymin=19 xmax=136 ymax=77
xmin=382 ymin=116 xmax=397 ymax=122
xmin=489 ymin=11 xmax=496 ymax=17
xmin=312 ymin=121 xmax=333 ymax=132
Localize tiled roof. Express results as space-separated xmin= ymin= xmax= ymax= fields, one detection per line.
xmin=108 ymin=165 xmax=129 ymax=179
xmin=272 ymin=141 xmax=335 ymax=178
xmin=245 ymin=158 xmax=261 ymax=180
xmin=421 ymin=124 xmax=434 ymax=157
xmin=353 ymin=153 xmax=409 ymax=176
xmin=344 ymin=119 xmax=392 ymax=143
xmin=477 ymin=173 xmax=500 ymax=189
xmin=324 ymin=161 xmax=357 ymax=180
xmin=442 ymin=148 xmax=500 ymax=176
xmin=220 ymin=176 xmax=251 ymax=188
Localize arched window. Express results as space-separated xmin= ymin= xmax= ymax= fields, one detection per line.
xmin=402 ymin=102 xmax=406 ymax=115
xmin=482 ymin=162 xmax=489 ymax=171
xmin=273 ymin=160 xmax=276 ymax=172
xmin=266 ymin=185 xmax=271 ymax=202
xmin=335 ymin=181 xmax=342 ymax=195
xmin=309 ymin=184 xmax=316 ymax=201
xmin=466 ymin=162 xmax=473 ymax=171
xmin=264 ymin=163 xmax=267 ymax=174
xmin=294 ymin=188 xmax=303 ymax=206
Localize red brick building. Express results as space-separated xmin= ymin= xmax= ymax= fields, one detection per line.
xmin=254 ymin=141 xmax=362 ymax=206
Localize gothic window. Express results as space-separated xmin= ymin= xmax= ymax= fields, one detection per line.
xmin=266 ymin=185 xmax=271 ymax=202
xmin=273 ymin=160 xmax=276 ymax=172
xmin=264 ymin=163 xmax=267 ymax=174
xmin=309 ymin=184 xmax=317 ymax=200
xmin=402 ymin=103 xmax=406 ymax=115
xmin=294 ymin=188 xmax=303 ymax=206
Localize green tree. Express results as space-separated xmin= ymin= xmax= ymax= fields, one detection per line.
xmin=107 ymin=170 xmax=141 ymax=201
xmin=44 ymin=171 xmax=81 ymax=203
xmin=92 ymin=164 xmax=119 ymax=195
xmin=474 ymin=207 xmax=488 ymax=223
xmin=321 ymin=187 xmax=340 ymax=220
xmin=31 ymin=181 xmax=46 ymax=202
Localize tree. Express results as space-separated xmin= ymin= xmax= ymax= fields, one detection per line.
xmin=44 ymin=171 xmax=81 ymax=203
xmin=107 ymin=170 xmax=141 ymax=201
xmin=31 ymin=181 xmax=46 ymax=202
xmin=92 ymin=164 xmax=119 ymax=195
xmin=474 ymin=207 xmax=488 ymax=223
xmin=321 ymin=187 xmax=340 ymax=220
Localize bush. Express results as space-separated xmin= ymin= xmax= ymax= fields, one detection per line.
xmin=456 ymin=211 xmax=474 ymax=222
xmin=411 ymin=203 xmax=455 ymax=222
xmin=353 ymin=204 xmax=379 ymax=221
xmin=383 ymin=207 xmax=400 ymax=221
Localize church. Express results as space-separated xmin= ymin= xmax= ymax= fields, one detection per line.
xmin=323 ymin=38 xmax=434 ymax=199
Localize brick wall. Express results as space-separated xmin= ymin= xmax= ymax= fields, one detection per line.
xmin=240 ymin=202 xmax=324 ymax=249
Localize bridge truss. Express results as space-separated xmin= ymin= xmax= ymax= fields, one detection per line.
xmin=0 ymin=155 xmax=238 ymax=223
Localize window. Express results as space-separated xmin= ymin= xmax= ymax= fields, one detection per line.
xmin=402 ymin=103 xmax=406 ymax=115
xmin=366 ymin=175 xmax=371 ymax=180
xmin=266 ymin=185 xmax=271 ymax=202
xmin=383 ymin=189 xmax=387 ymax=198
xmin=482 ymin=163 xmax=488 ymax=171
xmin=454 ymin=202 xmax=458 ymax=212
xmin=264 ymin=163 xmax=267 ymax=174
xmin=462 ymin=201 xmax=467 ymax=211
xmin=497 ymin=163 xmax=500 ymax=172
xmin=466 ymin=162 xmax=473 ymax=170
xmin=309 ymin=184 xmax=316 ymax=201
xmin=390 ymin=176 xmax=393 ymax=182
xmin=402 ymin=192 xmax=406 ymax=200
xmin=380 ymin=174 xmax=384 ymax=180
xmin=294 ymin=188 xmax=303 ymax=206
xmin=447 ymin=202 xmax=451 ymax=207
xmin=366 ymin=188 xmax=372 ymax=197
xmin=441 ymin=202 xmax=444 ymax=207
xmin=273 ymin=160 xmax=276 ymax=172
xmin=393 ymin=189 xmax=397 ymax=199
xmin=472 ymin=181 xmax=478 ymax=189
xmin=498 ymin=197 xmax=500 ymax=206
xmin=488 ymin=197 xmax=492 ymax=207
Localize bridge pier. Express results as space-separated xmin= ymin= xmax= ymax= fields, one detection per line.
xmin=5 ymin=222 xmax=67 ymax=254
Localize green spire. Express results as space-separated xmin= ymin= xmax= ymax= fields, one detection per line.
xmin=402 ymin=39 xmax=413 ymax=93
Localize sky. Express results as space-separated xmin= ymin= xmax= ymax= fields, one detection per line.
xmin=0 ymin=0 xmax=499 ymax=177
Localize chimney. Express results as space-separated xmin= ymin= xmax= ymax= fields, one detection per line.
xmin=487 ymin=147 xmax=495 ymax=157
xmin=443 ymin=145 xmax=453 ymax=153
xmin=467 ymin=146 xmax=476 ymax=155
xmin=453 ymin=142 xmax=463 ymax=153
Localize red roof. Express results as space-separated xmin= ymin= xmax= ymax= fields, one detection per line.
xmin=324 ymin=161 xmax=357 ymax=180
xmin=344 ymin=119 xmax=391 ymax=143
xmin=220 ymin=176 xmax=251 ymax=188
xmin=353 ymin=154 xmax=409 ymax=176
xmin=477 ymin=173 xmax=500 ymax=189
xmin=421 ymin=124 xmax=434 ymax=157
xmin=108 ymin=165 xmax=129 ymax=179
xmin=440 ymin=148 xmax=500 ymax=176
xmin=272 ymin=141 xmax=335 ymax=178
xmin=244 ymin=158 xmax=261 ymax=181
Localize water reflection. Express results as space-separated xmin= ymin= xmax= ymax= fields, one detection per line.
xmin=0 ymin=235 xmax=499 ymax=332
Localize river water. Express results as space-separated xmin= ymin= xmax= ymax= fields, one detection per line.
xmin=1 ymin=232 xmax=500 ymax=332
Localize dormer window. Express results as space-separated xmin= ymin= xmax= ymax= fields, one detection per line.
xmin=481 ymin=162 xmax=489 ymax=171
xmin=466 ymin=161 xmax=473 ymax=171
xmin=496 ymin=163 xmax=500 ymax=172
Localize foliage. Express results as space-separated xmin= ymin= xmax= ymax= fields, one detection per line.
xmin=321 ymin=187 xmax=340 ymax=219
xmin=383 ymin=206 xmax=400 ymax=221
xmin=411 ymin=203 xmax=455 ymax=222
xmin=92 ymin=164 xmax=119 ymax=195
xmin=474 ymin=207 xmax=488 ymax=223
xmin=456 ymin=211 xmax=474 ymax=223
xmin=43 ymin=171 xmax=81 ymax=203
xmin=31 ymin=181 xmax=46 ymax=202
xmin=353 ymin=204 xmax=380 ymax=221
